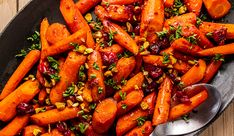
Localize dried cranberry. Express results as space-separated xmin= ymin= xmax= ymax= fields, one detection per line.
xmin=133 ymin=25 xmax=140 ymax=35
xmin=16 ymin=103 xmax=35 ymax=115
xmin=133 ymin=6 xmax=142 ymax=15
xmin=144 ymin=64 xmax=163 ymax=79
xmin=176 ymin=91 xmax=192 ymax=105
xmin=212 ymin=28 xmax=227 ymax=45
xmin=102 ymin=52 xmax=118 ymax=65
xmin=64 ymin=130 xmax=72 ymax=136
xmin=37 ymin=61 xmax=56 ymax=75
xmin=56 ymin=122 xmax=67 ymax=133
xmin=89 ymin=79 xmax=99 ymax=88
xmin=102 ymin=32 xmax=109 ymax=41
xmin=145 ymin=82 xmax=157 ymax=93
xmin=149 ymin=44 xmax=160 ymax=55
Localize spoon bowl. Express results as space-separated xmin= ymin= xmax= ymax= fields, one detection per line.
xmin=151 ymin=84 xmax=222 ymax=136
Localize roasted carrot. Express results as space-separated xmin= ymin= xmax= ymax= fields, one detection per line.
xmin=133 ymin=55 xmax=143 ymax=74
xmin=0 ymin=50 xmax=40 ymax=100
xmin=38 ymin=89 xmax=47 ymax=105
xmin=143 ymin=55 xmax=165 ymax=67
xmin=94 ymin=5 xmax=108 ymax=21
xmin=174 ymin=61 xmax=191 ymax=74
xmin=169 ymin=90 xmax=208 ymax=121
xmin=184 ymin=0 xmax=202 ymax=16
xmin=172 ymin=51 xmax=196 ymax=63
xmin=117 ymin=90 xmax=144 ymax=116
xmin=152 ymin=77 xmax=173 ymax=126
xmin=50 ymin=52 xmax=86 ymax=104
xmin=99 ymin=44 xmax=124 ymax=54
xmin=125 ymin=121 xmax=153 ymax=136
xmin=40 ymin=18 xmax=50 ymax=60
xmin=116 ymin=109 xmax=148 ymax=136
xmin=114 ymin=72 xmax=144 ymax=101
xmin=140 ymin=92 xmax=157 ymax=115
xmin=0 ymin=115 xmax=29 ymax=136
xmin=203 ymin=0 xmax=231 ymax=19
xmin=140 ymin=0 xmax=164 ymax=43
xmin=31 ymin=107 xmax=80 ymax=126
xmin=23 ymin=125 xmax=45 ymax=136
xmin=101 ymin=0 xmax=139 ymax=5
xmin=85 ymin=125 xmax=103 ymax=136
xmin=41 ymin=129 xmax=63 ymax=136
xmin=0 ymin=80 xmax=40 ymax=121
xmin=197 ymin=43 xmax=234 ymax=56
xmin=76 ymin=0 xmax=101 ymax=15
xmin=87 ymin=50 xmax=105 ymax=102
xmin=159 ymin=47 xmax=174 ymax=55
xmin=106 ymin=5 xmax=133 ymax=22
xmin=113 ymin=56 xmax=136 ymax=83
xmin=92 ymin=98 xmax=117 ymax=134
xmin=181 ymin=59 xmax=207 ymax=87
xmin=103 ymin=20 xmax=139 ymax=55
xmin=45 ymin=23 xmax=70 ymax=44
xmin=83 ymin=83 xmax=93 ymax=103
xmin=164 ymin=0 xmax=174 ymax=8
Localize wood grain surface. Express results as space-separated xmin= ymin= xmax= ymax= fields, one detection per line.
xmin=0 ymin=0 xmax=233 ymax=136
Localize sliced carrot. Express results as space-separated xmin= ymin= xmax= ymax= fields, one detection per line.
xmin=38 ymin=89 xmax=47 ymax=105
xmin=125 ymin=121 xmax=153 ymax=136
xmin=164 ymin=0 xmax=174 ymax=8
xmin=174 ymin=61 xmax=191 ymax=74
xmin=99 ymin=44 xmax=124 ymax=54
xmin=83 ymin=83 xmax=93 ymax=103
xmin=169 ymin=90 xmax=208 ymax=121
xmin=133 ymin=55 xmax=143 ymax=74
xmin=172 ymin=51 xmax=196 ymax=62
xmin=0 ymin=50 xmax=40 ymax=100
xmin=85 ymin=125 xmax=103 ymax=136
xmin=106 ymin=5 xmax=133 ymax=22
xmin=0 ymin=80 xmax=40 ymax=121
xmin=152 ymin=77 xmax=173 ymax=126
xmin=184 ymin=0 xmax=202 ymax=16
xmin=197 ymin=43 xmax=234 ymax=56
xmin=101 ymin=0 xmax=139 ymax=5
xmin=141 ymin=92 xmax=157 ymax=115
xmin=76 ymin=0 xmax=101 ymax=15
xmin=142 ymin=55 xmax=165 ymax=67
xmin=41 ymin=129 xmax=63 ymax=136
xmin=40 ymin=18 xmax=50 ymax=60
xmin=94 ymin=5 xmax=108 ymax=21
xmin=23 ymin=125 xmax=46 ymax=136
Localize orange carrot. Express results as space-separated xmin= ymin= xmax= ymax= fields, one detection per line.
xmin=184 ymin=0 xmax=202 ymax=16
xmin=41 ymin=129 xmax=63 ymax=136
xmin=50 ymin=52 xmax=86 ymax=104
xmin=114 ymin=72 xmax=144 ymax=101
xmin=83 ymin=83 xmax=93 ymax=103
xmin=101 ymin=0 xmax=139 ymax=5
xmin=99 ymin=44 xmax=124 ymax=54
xmin=125 ymin=121 xmax=153 ymax=136
xmin=23 ymin=125 xmax=45 ymax=136
xmin=152 ymin=77 xmax=173 ymax=126
xmin=181 ymin=59 xmax=207 ymax=87
xmin=169 ymin=90 xmax=208 ymax=120
xmin=0 ymin=115 xmax=29 ymax=136
xmin=0 ymin=80 xmax=40 ymax=121
xmin=103 ymin=20 xmax=139 ymax=55
xmin=164 ymin=0 xmax=174 ymax=8
xmin=76 ymin=0 xmax=101 ymax=15
xmin=133 ymin=55 xmax=143 ymax=74
xmin=40 ymin=18 xmax=50 ymax=60
xmin=0 ymin=50 xmax=40 ymax=100
xmin=106 ymin=5 xmax=133 ymax=22
xmin=172 ymin=51 xmax=196 ymax=62
xmin=159 ymin=47 xmax=174 ymax=55
xmin=92 ymin=98 xmax=117 ymax=134
xmin=113 ymin=56 xmax=136 ymax=83
xmin=38 ymin=89 xmax=47 ymax=105
xmin=174 ymin=61 xmax=191 ymax=74
xmin=197 ymin=43 xmax=234 ymax=56
xmin=140 ymin=0 xmax=164 ymax=43
xmin=85 ymin=125 xmax=103 ymax=136
xmin=31 ymin=107 xmax=80 ymax=126
xmin=203 ymin=0 xmax=231 ymax=19
xmin=141 ymin=92 xmax=157 ymax=115
xmin=143 ymin=55 xmax=165 ymax=67
xmin=94 ymin=5 xmax=108 ymax=21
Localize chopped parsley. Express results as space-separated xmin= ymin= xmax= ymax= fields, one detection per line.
xmin=69 ymin=42 xmax=80 ymax=51
xmin=78 ymin=123 xmax=89 ymax=134
xmin=121 ymin=78 xmax=127 ymax=86
xmin=121 ymin=104 xmax=128 ymax=110
xmin=63 ymin=84 xmax=75 ymax=97
xmin=98 ymin=87 xmax=103 ymax=94
xmin=108 ymin=30 xmax=117 ymax=46
xmin=79 ymin=65 xmax=86 ymax=81
xmin=136 ymin=117 xmax=147 ymax=126
xmin=169 ymin=26 xmax=182 ymax=42
xmin=119 ymin=91 xmax=127 ymax=100
xmin=214 ymin=54 xmax=225 ymax=62
xmin=206 ymin=32 xmax=213 ymax=37
xmin=90 ymin=74 xmax=97 ymax=79
xmin=162 ymin=52 xmax=170 ymax=64
xmin=47 ymin=56 xmax=59 ymax=71
xmin=49 ymin=73 xmax=61 ymax=82
xmin=156 ymin=30 xmax=168 ymax=40
xmin=164 ymin=0 xmax=186 ymax=17
xmin=108 ymin=63 xmax=116 ymax=71
xmin=89 ymin=103 xmax=96 ymax=110
xmin=186 ymin=34 xmax=198 ymax=45
xmin=93 ymin=62 xmax=100 ymax=70
xmin=181 ymin=114 xmax=190 ymax=123
xmin=15 ymin=49 xmax=27 ymax=57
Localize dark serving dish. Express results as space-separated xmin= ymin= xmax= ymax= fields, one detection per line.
xmin=0 ymin=0 xmax=233 ymax=135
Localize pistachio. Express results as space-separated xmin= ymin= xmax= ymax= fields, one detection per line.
xmin=33 ymin=129 xmax=41 ymax=136
xmin=104 ymin=71 xmax=113 ymax=77
xmin=84 ymin=48 xmax=94 ymax=55
xmin=140 ymin=102 xmax=149 ymax=110
xmin=76 ymin=95 xmax=84 ymax=102
xmin=84 ymin=13 xmax=92 ymax=22
xmin=67 ymin=100 xmax=73 ymax=108
xmin=55 ymin=102 xmax=66 ymax=111
xmin=126 ymin=22 xmax=133 ymax=32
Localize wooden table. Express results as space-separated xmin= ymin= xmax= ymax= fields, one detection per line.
xmin=0 ymin=0 xmax=233 ymax=135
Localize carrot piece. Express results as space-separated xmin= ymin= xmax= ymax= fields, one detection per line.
xmin=41 ymin=129 xmax=64 ymax=136
xmin=92 ymin=98 xmax=117 ymax=134
xmin=106 ymin=5 xmax=133 ymax=22
xmin=171 ymin=38 xmax=202 ymax=56
xmin=76 ymin=0 xmax=101 ymax=15
xmin=219 ymin=23 xmax=234 ymax=39
xmin=172 ymin=51 xmax=196 ymax=62
xmin=103 ymin=20 xmax=139 ymax=55
xmin=99 ymin=44 xmax=124 ymax=54
xmin=85 ymin=125 xmax=103 ymax=136
xmin=45 ymin=23 xmax=70 ymax=44
xmin=87 ymin=50 xmax=105 ymax=102
xmin=203 ymin=0 xmax=231 ymax=19
xmin=94 ymin=5 xmax=108 ymax=21
xmin=101 ymin=0 xmax=139 ymax=5
xmin=114 ymin=72 xmax=144 ymax=101
xmin=113 ymin=56 xmax=136 ymax=83
xmin=23 ymin=125 xmax=46 ymax=136
xmin=197 ymin=43 xmax=234 ymax=56
xmin=184 ymin=0 xmax=202 ymax=16
xmin=164 ymin=0 xmax=174 ymax=8
xmin=141 ymin=92 xmax=157 ymax=115
xmin=43 ymin=29 xmax=86 ymax=57
xmin=201 ymin=60 xmax=223 ymax=83
xmin=169 ymin=90 xmax=208 ymax=121
xmin=152 ymin=77 xmax=173 ymax=126
xmin=117 ymin=90 xmax=144 ymax=116
xmin=133 ymin=55 xmax=143 ymax=74
xmin=0 ymin=115 xmax=29 ymax=136
xmin=0 ymin=50 xmax=40 ymax=100
xmin=83 ymin=83 xmax=93 ymax=103
xmin=50 ymin=52 xmax=86 ymax=104
xmin=174 ymin=61 xmax=191 ymax=74
xmin=125 ymin=121 xmax=153 ymax=136
xmin=143 ymin=55 xmax=165 ymax=67
xmin=159 ymin=47 xmax=174 ymax=55
xmin=40 ymin=18 xmax=50 ymax=60
xmin=38 ymin=89 xmax=47 ymax=105
xmin=181 ymin=59 xmax=206 ymax=87
xmin=116 ymin=109 xmax=148 ymax=136
xmin=31 ymin=107 xmax=80 ymax=126
xmin=140 ymin=0 xmax=164 ymax=43
xmin=0 ymin=80 xmax=40 ymax=121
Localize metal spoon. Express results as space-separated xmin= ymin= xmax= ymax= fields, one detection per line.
xmin=151 ymin=84 xmax=222 ymax=136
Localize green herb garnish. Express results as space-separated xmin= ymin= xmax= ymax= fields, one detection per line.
xmin=136 ymin=117 xmax=147 ymax=126
xmin=119 ymin=91 xmax=127 ymax=100
xmin=93 ymin=62 xmax=100 ymax=70
xmin=162 ymin=52 xmax=170 ymax=64
xmin=47 ymin=56 xmax=59 ymax=71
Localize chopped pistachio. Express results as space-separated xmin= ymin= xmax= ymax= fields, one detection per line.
xmin=72 ymin=103 xmax=79 ymax=107
xmin=76 ymin=95 xmax=84 ymax=102
xmin=143 ymin=71 xmax=149 ymax=76
xmin=46 ymin=88 xmax=51 ymax=94
xmin=67 ymin=100 xmax=73 ymax=108
xmin=80 ymin=103 xmax=86 ymax=110
xmin=85 ymin=13 xmax=92 ymax=22
xmin=35 ymin=107 xmax=46 ymax=114
xmin=140 ymin=102 xmax=149 ymax=110
xmin=51 ymin=79 xmax=56 ymax=86
xmin=33 ymin=128 xmax=41 ymax=136
xmin=126 ymin=22 xmax=133 ymax=32
xmin=111 ymin=67 xmax=118 ymax=73
xmin=188 ymin=60 xmax=198 ymax=65
xmin=104 ymin=71 xmax=113 ymax=77
xmin=24 ymin=74 xmax=36 ymax=81
xmin=178 ymin=6 xmax=187 ymax=14
xmin=44 ymin=78 xmax=52 ymax=88
xmin=93 ymin=31 xmax=103 ymax=39
xmin=45 ymin=98 xmax=51 ymax=105
xmin=170 ymin=56 xmax=177 ymax=64
xmin=140 ymin=50 xmax=150 ymax=56
xmin=55 ymin=102 xmax=66 ymax=111
xmin=84 ymin=48 xmax=93 ymax=55
xmin=134 ymin=85 xmax=139 ymax=90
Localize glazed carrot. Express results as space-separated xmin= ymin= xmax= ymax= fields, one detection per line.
xmin=0 ymin=80 xmax=40 ymax=121
xmin=141 ymin=92 xmax=157 ymax=115
xmin=94 ymin=5 xmax=108 ymax=21
xmin=40 ymin=18 xmax=50 ymax=60
xmin=116 ymin=109 xmax=148 ymax=136
xmin=0 ymin=115 xmax=29 ymax=136
xmin=85 ymin=125 xmax=103 ymax=136
xmin=152 ymin=77 xmax=173 ymax=126
xmin=101 ymin=0 xmax=139 ymax=5
xmin=181 ymin=59 xmax=207 ymax=87
xmin=113 ymin=56 xmax=136 ymax=83
xmin=203 ymin=0 xmax=231 ymax=19
xmin=83 ymin=83 xmax=93 ymax=103
xmin=117 ymin=90 xmax=144 ymax=116
xmin=169 ymin=90 xmax=208 ymax=120
xmin=103 ymin=20 xmax=139 ymax=55
xmin=43 ymin=29 xmax=86 ymax=57
xmin=197 ymin=43 xmax=234 ymax=56
xmin=0 ymin=50 xmax=40 ymax=100
xmin=171 ymin=38 xmax=202 ymax=56
xmin=164 ymin=0 xmax=174 ymax=8
xmin=143 ymin=55 xmax=165 ymax=67
xmin=50 ymin=52 xmax=86 ymax=104
xmin=87 ymin=50 xmax=105 ymax=102
xmin=184 ymin=0 xmax=202 ymax=16
xmin=125 ymin=121 xmax=153 ymax=136
xmin=92 ymin=98 xmax=117 ymax=134
xmin=41 ymin=129 xmax=63 ymax=136
xmin=216 ymin=23 xmax=234 ymax=39
xmin=99 ymin=44 xmax=124 ymax=54
xmin=140 ymin=0 xmax=164 ymax=43
xmin=133 ymin=55 xmax=143 ymax=74
xmin=38 ymin=89 xmax=47 ymax=105
xmin=31 ymin=107 xmax=80 ymax=126
xmin=174 ymin=61 xmax=191 ymax=74
xmin=76 ymin=0 xmax=101 ymax=14
xmin=159 ymin=47 xmax=174 ymax=55
xmin=45 ymin=23 xmax=70 ymax=44
xmin=172 ymin=51 xmax=196 ymax=62
xmin=106 ymin=5 xmax=133 ymax=22
xmin=23 ymin=125 xmax=45 ymax=136
xmin=114 ymin=72 xmax=144 ymax=101
xmin=201 ymin=60 xmax=223 ymax=83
